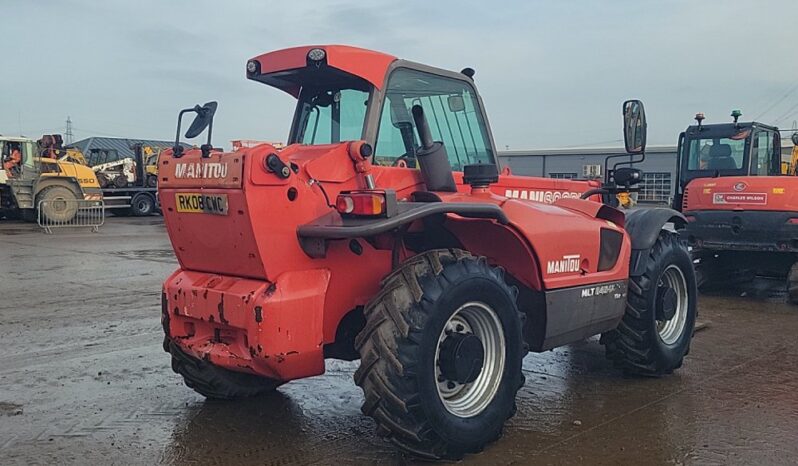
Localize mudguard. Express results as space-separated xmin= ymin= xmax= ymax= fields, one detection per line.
xmin=625 ymin=207 xmax=687 ymax=277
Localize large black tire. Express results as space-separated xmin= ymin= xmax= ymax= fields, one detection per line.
xmin=37 ymin=186 xmax=79 ymax=223
xmin=96 ymin=172 xmax=110 ymax=189
xmin=787 ymin=262 xmax=798 ymax=304
xmin=354 ymin=249 xmax=526 ymax=460
xmin=601 ymin=231 xmax=697 ymax=376
xmin=168 ymin=342 xmax=282 ymax=400
xmin=113 ymin=175 xmax=128 ymax=188
xmin=146 ymin=174 xmax=158 ymax=187
xmin=130 ymin=193 xmax=155 ymax=217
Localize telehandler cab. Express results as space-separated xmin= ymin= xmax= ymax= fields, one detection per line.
xmin=158 ymin=45 xmax=697 ymax=460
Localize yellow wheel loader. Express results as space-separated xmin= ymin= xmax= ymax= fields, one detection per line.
xmin=0 ymin=136 xmax=102 ymax=223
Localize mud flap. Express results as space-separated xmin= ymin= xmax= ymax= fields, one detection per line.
xmin=625 ymin=208 xmax=686 ymax=277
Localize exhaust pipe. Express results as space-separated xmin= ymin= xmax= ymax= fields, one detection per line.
xmin=412 ymin=105 xmax=456 ymax=192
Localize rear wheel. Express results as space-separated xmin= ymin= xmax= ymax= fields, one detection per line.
xmin=168 ymin=342 xmax=282 ymax=400
xmin=601 ymin=231 xmax=697 ymax=376
xmin=37 ymin=186 xmax=79 ymax=223
xmin=146 ymin=174 xmax=158 ymax=187
xmin=354 ymin=249 xmax=526 ymax=460
xmin=131 ymin=193 xmax=155 ymax=216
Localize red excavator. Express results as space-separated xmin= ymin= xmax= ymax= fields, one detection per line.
xmin=672 ymin=110 xmax=798 ymax=301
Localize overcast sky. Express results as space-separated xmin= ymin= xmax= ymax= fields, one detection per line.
xmin=2 ymin=0 xmax=797 ymax=151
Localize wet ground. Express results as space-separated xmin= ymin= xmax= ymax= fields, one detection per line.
xmin=1 ymin=218 xmax=797 ymax=465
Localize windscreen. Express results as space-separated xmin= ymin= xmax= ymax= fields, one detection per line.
xmin=686 ymin=130 xmax=750 ymax=171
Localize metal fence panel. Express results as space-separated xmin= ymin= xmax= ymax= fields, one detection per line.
xmin=37 ymin=199 xmax=105 ymax=234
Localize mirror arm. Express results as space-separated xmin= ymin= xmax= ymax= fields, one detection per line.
xmin=612 ymin=149 xmax=645 ymax=174
xmin=173 ymin=107 xmax=194 ymax=158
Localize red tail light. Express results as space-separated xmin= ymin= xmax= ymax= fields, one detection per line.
xmin=336 ymin=190 xmax=397 ymax=217
xmin=787 ymin=218 xmax=798 ymax=225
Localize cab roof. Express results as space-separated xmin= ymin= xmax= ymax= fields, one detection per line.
xmin=685 ymin=121 xmax=778 ymax=134
xmin=247 ymin=45 xmax=397 ymax=97
xmin=0 ymin=136 xmax=34 ymax=143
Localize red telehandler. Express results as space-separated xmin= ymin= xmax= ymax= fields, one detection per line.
xmin=158 ymin=45 xmax=697 ymax=459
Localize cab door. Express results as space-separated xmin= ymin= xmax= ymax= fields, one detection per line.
xmin=371 ymin=67 xmax=496 ymax=170
xmin=749 ymin=128 xmax=780 ymax=176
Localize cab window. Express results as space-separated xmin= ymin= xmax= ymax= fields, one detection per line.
xmin=295 ymin=88 xmax=369 ymax=144
xmin=375 ymin=68 xmax=494 ymax=170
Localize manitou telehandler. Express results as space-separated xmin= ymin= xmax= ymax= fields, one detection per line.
xmin=672 ymin=111 xmax=798 ymax=301
xmin=158 ymin=45 xmax=697 ymax=460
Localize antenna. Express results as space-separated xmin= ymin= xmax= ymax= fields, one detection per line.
xmin=65 ymin=116 xmax=74 ymax=144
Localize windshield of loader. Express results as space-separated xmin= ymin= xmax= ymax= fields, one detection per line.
xmin=686 ymin=131 xmax=749 ymax=172
xmin=294 ymin=88 xmax=370 ymax=145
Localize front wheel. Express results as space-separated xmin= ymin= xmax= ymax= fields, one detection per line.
xmin=37 ymin=186 xmax=79 ymax=223
xmin=601 ymin=231 xmax=697 ymax=376
xmin=354 ymin=249 xmax=526 ymax=460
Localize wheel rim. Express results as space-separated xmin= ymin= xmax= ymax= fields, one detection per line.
xmin=136 ymin=199 xmax=150 ymax=213
xmin=51 ymin=196 xmax=67 ymax=213
xmin=434 ymin=301 xmax=505 ymax=418
xmin=656 ymin=265 xmax=689 ymax=345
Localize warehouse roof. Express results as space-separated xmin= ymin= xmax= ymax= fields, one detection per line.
xmin=68 ymin=137 xmax=189 ymax=158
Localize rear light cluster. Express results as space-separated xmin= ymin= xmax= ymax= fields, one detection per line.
xmin=335 ymin=190 xmax=397 ymax=217
xmin=787 ymin=218 xmax=798 ymax=225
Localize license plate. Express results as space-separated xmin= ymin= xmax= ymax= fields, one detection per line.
xmin=175 ymin=193 xmax=228 ymax=215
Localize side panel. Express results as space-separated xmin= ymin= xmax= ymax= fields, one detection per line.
xmin=539 ymin=280 xmax=628 ymax=350
xmin=683 ymin=176 xmax=798 ymax=213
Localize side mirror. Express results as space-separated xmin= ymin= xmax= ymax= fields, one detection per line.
xmin=622 ymin=99 xmax=647 ymax=154
xmin=613 ymin=167 xmax=642 ymax=186
xmin=173 ymin=101 xmax=218 ymax=158
xmin=185 ymin=102 xmax=218 ymax=138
